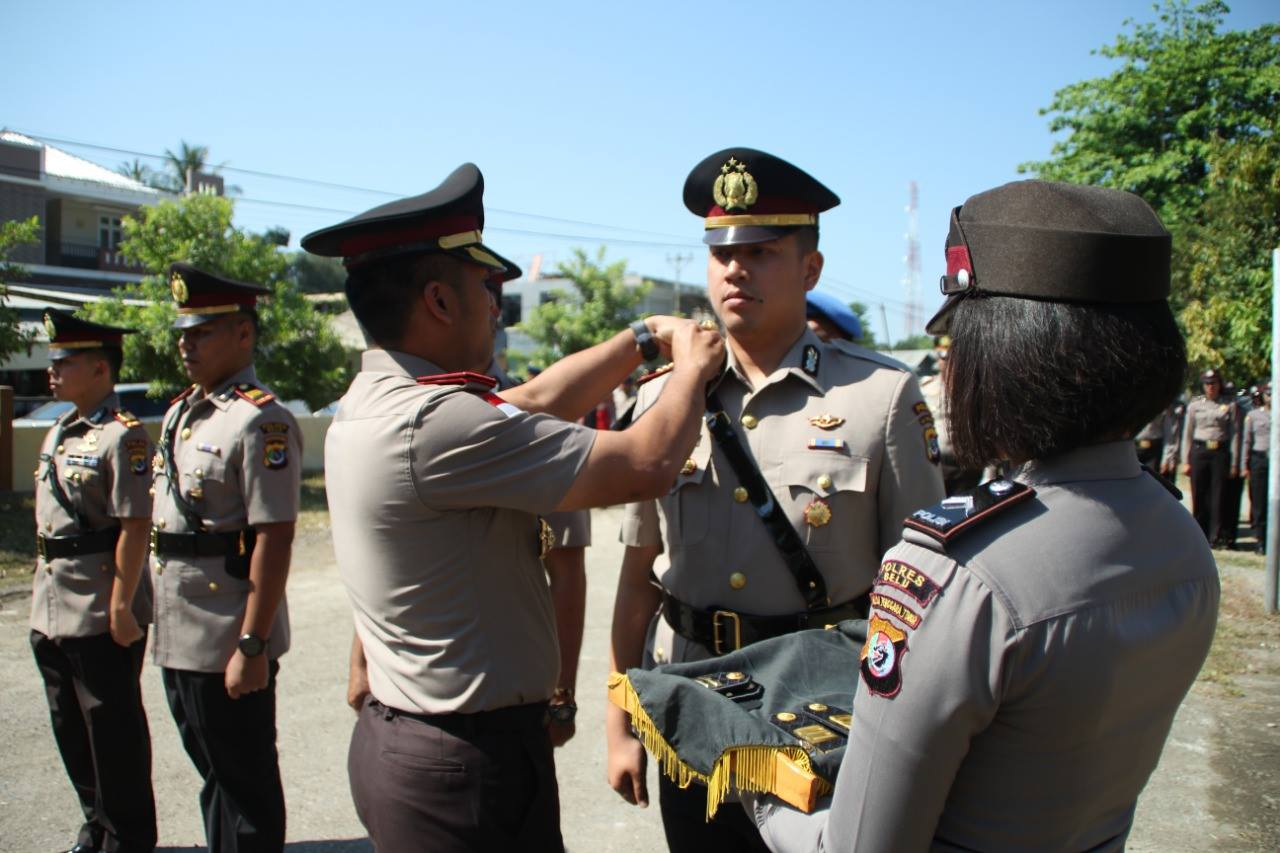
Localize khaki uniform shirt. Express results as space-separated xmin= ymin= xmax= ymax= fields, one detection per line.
xmin=1243 ymin=406 xmax=1270 ymax=457
xmin=150 ymin=366 xmax=301 ymax=672
xmin=30 ymin=393 xmax=153 ymax=639
xmin=623 ymin=329 xmax=944 ymax=664
xmin=751 ymin=441 xmax=1220 ymax=852
xmin=1180 ymin=395 xmax=1239 ymax=466
xmin=326 ymin=350 xmax=596 ymax=715
xmin=1135 ymin=402 xmax=1183 ymax=467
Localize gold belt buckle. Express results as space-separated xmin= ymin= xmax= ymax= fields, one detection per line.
xmin=712 ymin=610 xmax=742 ymax=655
xmin=36 ymin=534 xmax=47 ymax=560
xmin=1206 ymin=440 xmax=1220 ymax=450
xmin=1138 ymin=440 xmax=1153 ymax=449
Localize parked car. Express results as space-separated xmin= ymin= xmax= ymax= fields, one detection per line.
xmin=12 ymin=383 xmax=175 ymax=427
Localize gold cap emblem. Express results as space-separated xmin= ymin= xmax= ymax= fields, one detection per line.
xmin=713 ymin=157 xmax=759 ymax=212
xmin=170 ymin=272 xmax=189 ymax=303
xmin=804 ymin=498 xmax=832 ymax=528
xmin=43 ymin=312 xmax=57 ymax=341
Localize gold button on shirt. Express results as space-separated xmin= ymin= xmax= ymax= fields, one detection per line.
xmin=741 ymin=413 xmax=759 ymax=430
xmin=729 ymin=572 xmax=747 ymax=590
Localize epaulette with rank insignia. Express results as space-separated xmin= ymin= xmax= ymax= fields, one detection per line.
xmin=636 ymin=362 xmax=675 ymax=387
xmin=170 ymin=384 xmax=198 ymax=404
xmin=233 ymin=383 xmax=276 ymax=406
xmin=902 ymin=479 xmax=1035 ymax=547
xmin=415 ymin=371 xmax=498 ymax=390
xmin=113 ymin=410 xmax=141 ymax=428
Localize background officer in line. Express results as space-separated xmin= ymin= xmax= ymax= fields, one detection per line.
xmin=151 ymin=264 xmax=301 ymax=853
xmin=804 ymin=290 xmax=861 ymax=343
xmin=1135 ymin=400 xmax=1183 ymax=476
xmin=304 ymin=163 xmax=723 ymax=852
xmin=607 ymin=148 xmax=944 ymax=851
xmin=31 ymin=311 xmax=156 ymax=853
xmin=1243 ymin=382 xmax=1270 ymax=553
xmin=1181 ymin=368 xmax=1239 ymax=546
xmin=746 ymin=180 xmax=1219 ymax=852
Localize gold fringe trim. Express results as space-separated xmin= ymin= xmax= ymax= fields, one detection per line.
xmin=608 ymin=673 xmax=833 ymax=819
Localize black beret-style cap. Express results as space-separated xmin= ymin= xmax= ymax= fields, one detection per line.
xmin=300 ymin=163 xmax=507 ymax=273
xmin=684 ymin=147 xmax=840 ymax=246
xmin=168 ymin=262 xmax=270 ymax=330
xmin=44 ymin=308 xmax=136 ymax=360
xmin=926 ymin=180 xmax=1171 ymax=335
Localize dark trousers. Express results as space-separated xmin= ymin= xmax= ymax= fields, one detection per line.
xmin=1223 ymin=472 xmax=1245 ymax=546
xmin=30 ymin=628 xmax=156 ymax=853
xmin=162 ymin=664 xmax=285 ymax=853
xmin=658 ymin=773 xmax=771 ymax=853
xmin=348 ymin=698 xmax=563 ymax=853
xmin=1135 ymin=439 xmax=1164 ymax=474
xmin=1250 ymin=450 xmax=1270 ymax=551
xmin=1190 ymin=445 xmax=1230 ymax=543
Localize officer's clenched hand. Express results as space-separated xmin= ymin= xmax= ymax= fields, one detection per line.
xmin=226 ymin=649 xmax=269 ymax=699
xmin=670 ymin=321 xmax=725 ymax=385
xmin=607 ymin=726 xmax=649 ymax=807
xmin=109 ymin=603 xmax=144 ymax=648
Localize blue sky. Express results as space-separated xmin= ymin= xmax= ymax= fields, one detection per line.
xmin=3 ymin=0 xmax=1275 ymax=342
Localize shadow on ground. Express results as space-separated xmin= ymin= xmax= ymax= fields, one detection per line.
xmin=159 ymin=842 xmax=370 ymax=852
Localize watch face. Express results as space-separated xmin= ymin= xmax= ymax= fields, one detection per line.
xmin=238 ymin=634 xmax=265 ymax=657
xmin=548 ymin=703 xmax=577 ymax=724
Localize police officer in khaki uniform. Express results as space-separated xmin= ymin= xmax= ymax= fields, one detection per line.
xmin=151 ymin=264 xmax=301 ymax=853
xmin=31 ymin=311 xmax=156 ymax=853
xmin=1180 ymin=368 xmax=1239 ymax=545
xmin=607 ymin=148 xmax=944 ymax=851
xmin=744 ymin=180 xmax=1219 ymax=852
xmin=1243 ymin=382 xmax=1270 ymax=553
xmin=303 ymin=163 xmax=723 ymax=852
xmin=1135 ymin=400 xmax=1183 ymax=475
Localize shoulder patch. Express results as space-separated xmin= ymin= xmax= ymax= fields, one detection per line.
xmin=114 ymin=410 xmax=141 ymax=429
xmin=636 ymin=362 xmax=675 ymax=387
xmin=416 ymin=371 xmax=499 ymax=390
xmin=902 ymin=479 xmax=1036 ymax=548
xmin=860 ymin=614 xmax=908 ymax=698
xmin=125 ymin=438 xmax=149 ymax=475
xmin=234 ymin=383 xmax=277 ymax=406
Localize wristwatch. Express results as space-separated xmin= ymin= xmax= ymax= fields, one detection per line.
xmin=548 ymin=687 xmax=577 ymax=724
xmin=629 ymin=320 xmax=659 ymax=363
xmin=237 ymin=633 xmax=266 ymax=657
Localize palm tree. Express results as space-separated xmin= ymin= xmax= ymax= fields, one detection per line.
xmin=159 ymin=141 xmax=241 ymax=195
xmin=116 ymin=158 xmax=154 ymax=185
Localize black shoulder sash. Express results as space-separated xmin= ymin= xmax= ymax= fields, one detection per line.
xmin=40 ymin=421 xmax=88 ymax=530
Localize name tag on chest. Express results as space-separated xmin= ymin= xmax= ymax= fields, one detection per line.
xmin=65 ymin=454 xmax=100 ymax=469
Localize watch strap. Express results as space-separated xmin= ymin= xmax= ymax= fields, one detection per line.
xmin=629 ymin=320 xmax=659 ymax=362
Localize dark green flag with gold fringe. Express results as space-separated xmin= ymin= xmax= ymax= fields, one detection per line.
xmin=608 ymin=620 xmax=866 ymax=819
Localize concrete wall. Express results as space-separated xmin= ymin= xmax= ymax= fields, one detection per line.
xmin=8 ymin=414 xmax=333 ymax=493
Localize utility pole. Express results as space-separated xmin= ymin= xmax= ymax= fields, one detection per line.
xmin=902 ymin=181 xmax=922 ymax=338
xmin=667 ymin=252 xmax=692 ymax=315
xmin=1267 ymin=247 xmax=1279 ymax=613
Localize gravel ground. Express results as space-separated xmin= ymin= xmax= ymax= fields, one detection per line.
xmin=1 ymin=506 xmax=1276 ymax=852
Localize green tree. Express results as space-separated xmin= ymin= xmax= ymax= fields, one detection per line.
xmin=1019 ymin=0 xmax=1280 ymax=382
xmin=520 ymin=247 xmax=651 ymax=363
xmin=892 ymin=334 xmax=935 ymax=351
xmin=79 ymin=194 xmax=349 ymax=408
xmin=153 ymin=141 xmax=240 ymax=195
xmin=848 ymin=300 xmax=876 ymax=347
xmin=290 ymin=251 xmax=347 ymax=293
xmin=0 ymin=216 xmax=41 ymax=362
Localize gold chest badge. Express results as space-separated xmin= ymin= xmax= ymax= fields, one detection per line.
xmin=804 ymin=498 xmax=832 ymax=528
xmin=809 ymin=414 xmax=845 ymax=430
xmin=713 ymin=157 xmax=759 ymax=212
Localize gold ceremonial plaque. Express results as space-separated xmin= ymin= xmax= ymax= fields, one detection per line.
xmin=170 ymin=272 xmax=189 ymax=303
xmin=713 ymin=157 xmax=759 ymax=212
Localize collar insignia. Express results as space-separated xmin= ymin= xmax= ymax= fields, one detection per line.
xmin=802 ymin=345 xmax=820 ymax=377
xmin=712 ymin=157 xmax=759 ymax=212
xmin=809 ymin=413 xmax=844 ymax=430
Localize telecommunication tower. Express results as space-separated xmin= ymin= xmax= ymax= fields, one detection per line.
xmin=902 ymin=181 xmax=922 ymax=337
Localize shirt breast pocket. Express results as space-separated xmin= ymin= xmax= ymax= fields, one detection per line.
xmin=778 ymin=451 xmax=869 ymax=549
xmin=662 ymin=438 xmax=712 ymax=547
xmin=183 ymin=454 xmax=230 ymax=506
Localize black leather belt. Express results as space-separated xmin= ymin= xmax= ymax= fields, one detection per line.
xmin=36 ymin=527 xmax=121 ymax=560
xmin=661 ymin=590 xmax=870 ymax=655
xmin=1192 ymin=439 xmax=1225 ymax=451
xmin=373 ymin=699 xmax=550 ymax=733
xmin=153 ymin=528 xmax=255 ymax=558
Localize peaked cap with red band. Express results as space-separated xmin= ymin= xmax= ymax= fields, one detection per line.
xmin=44 ymin=308 xmax=136 ymax=360
xmin=684 ymin=147 xmax=839 ymax=246
xmin=926 ymin=180 xmax=1171 ymax=335
xmin=300 ymin=163 xmax=507 ymax=273
xmin=168 ymin=262 xmax=269 ymax=330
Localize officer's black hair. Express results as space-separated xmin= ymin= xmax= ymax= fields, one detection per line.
xmin=345 ymin=253 xmax=465 ymax=347
xmin=944 ymin=295 xmax=1186 ymax=469
xmin=793 ymin=226 xmax=819 ymax=255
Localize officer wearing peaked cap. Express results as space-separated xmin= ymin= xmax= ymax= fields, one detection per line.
xmin=307 ymin=162 xmax=723 ymax=851
xmin=151 ymin=263 xmax=301 ymax=853
xmin=743 ymin=181 xmax=1218 ymax=852
xmin=1180 ymin=367 xmax=1240 ymax=546
xmin=607 ymin=148 xmax=943 ymax=851
xmin=32 ymin=310 xmax=157 ymax=853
